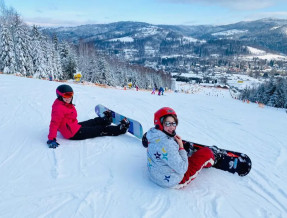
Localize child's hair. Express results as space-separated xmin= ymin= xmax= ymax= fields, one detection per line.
xmin=162 ymin=114 xmax=178 ymax=126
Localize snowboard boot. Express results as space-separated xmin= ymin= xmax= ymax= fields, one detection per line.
xmin=209 ymin=145 xmax=223 ymax=166
xmin=103 ymin=110 xmax=113 ymax=125
xmin=118 ymin=118 xmax=130 ymax=133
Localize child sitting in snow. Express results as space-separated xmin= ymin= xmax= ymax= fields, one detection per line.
xmin=142 ymin=107 xmax=216 ymax=188
xmin=47 ymin=84 xmax=130 ymax=148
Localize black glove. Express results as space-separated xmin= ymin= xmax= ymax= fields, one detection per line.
xmin=47 ymin=139 xmax=59 ymax=149
xmin=142 ymin=132 xmax=149 ymax=148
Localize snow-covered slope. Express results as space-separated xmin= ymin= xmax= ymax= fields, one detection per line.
xmin=1 ymin=74 xmax=287 ymax=218
xmin=212 ymin=29 xmax=248 ymax=36
xmin=247 ymin=46 xmax=267 ymax=55
xmin=245 ymin=46 xmax=287 ymax=61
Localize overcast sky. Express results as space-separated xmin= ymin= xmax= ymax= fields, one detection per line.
xmin=3 ymin=0 xmax=287 ymax=27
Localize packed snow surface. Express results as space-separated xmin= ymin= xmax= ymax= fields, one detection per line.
xmin=1 ymin=74 xmax=287 ymax=218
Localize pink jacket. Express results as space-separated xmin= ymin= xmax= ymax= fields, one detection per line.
xmin=48 ymin=99 xmax=81 ymax=140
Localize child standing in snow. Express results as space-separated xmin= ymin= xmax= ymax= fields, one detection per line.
xmin=142 ymin=107 xmax=215 ymax=188
xmin=47 ymin=84 xmax=130 ymax=148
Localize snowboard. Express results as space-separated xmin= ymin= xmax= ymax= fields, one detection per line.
xmin=95 ymin=104 xmax=144 ymax=139
xmin=184 ymin=141 xmax=252 ymax=176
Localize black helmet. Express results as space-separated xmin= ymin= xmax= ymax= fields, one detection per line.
xmin=56 ymin=84 xmax=74 ymax=101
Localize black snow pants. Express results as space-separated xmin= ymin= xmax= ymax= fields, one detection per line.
xmin=69 ymin=117 xmax=124 ymax=140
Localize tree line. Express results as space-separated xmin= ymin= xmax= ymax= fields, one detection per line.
xmin=240 ymin=77 xmax=287 ymax=109
xmin=0 ymin=1 xmax=171 ymax=89
xmin=77 ymin=40 xmax=171 ymax=89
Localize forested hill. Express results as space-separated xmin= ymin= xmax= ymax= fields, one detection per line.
xmin=42 ymin=18 xmax=287 ymax=74
xmin=43 ymin=18 xmax=287 ymax=56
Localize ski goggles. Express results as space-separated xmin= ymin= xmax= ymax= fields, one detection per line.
xmin=164 ymin=121 xmax=177 ymax=127
xmin=57 ymin=89 xmax=74 ymax=98
xmin=62 ymin=92 xmax=74 ymax=98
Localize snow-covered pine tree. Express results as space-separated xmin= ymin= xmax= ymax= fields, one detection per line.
xmin=270 ymin=78 xmax=286 ymax=108
xmin=264 ymin=79 xmax=276 ymax=105
xmin=52 ymin=34 xmax=63 ymax=79
xmin=89 ymin=58 xmax=99 ymax=83
xmin=97 ymin=55 xmax=113 ymax=86
xmin=153 ymin=72 xmax=163 ymax=90
xmin=119 ymin=68 xmax=128 ymax=87
xmin=0 ymin=22 xmax=16 ymax=74
xmin=59 ymin=42 xmax=77 ymax=80
xmin=43 ymin=38 xmax=54 ymax=79
xmin=110 ymin=60 xmax=128 ymax=87
xmin=14 ymin=22 xmax=34 ymax=76
xmin=50 ymin=35 xmax=62 ymax=80
xmin=78 ymin=41 xmax=96 ymax=82
xmin=50 ymin=34 xmax=62 ymax=79
xmin=254 ymin=84 xmax=265 ymax=103
xmin=52 ymin=50 xmax=62 ymax=80
xmin=31 ymin=25 xmax=47 ymax=78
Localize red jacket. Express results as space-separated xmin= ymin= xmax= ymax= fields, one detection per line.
xmin=48 ymin=99 xmax=81 ymax=140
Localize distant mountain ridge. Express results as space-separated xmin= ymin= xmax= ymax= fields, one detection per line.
xmin=42 ymin=18 xmax=287 ymax=72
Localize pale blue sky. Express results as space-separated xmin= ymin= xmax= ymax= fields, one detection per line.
xmin=3 ymin=0 xmax=287 ymax=26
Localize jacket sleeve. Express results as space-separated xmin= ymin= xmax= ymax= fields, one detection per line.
xmin=162 ymin=139 xmax=188 ymax=174
xmin=48 ymin=104 xmax=64 ymax=140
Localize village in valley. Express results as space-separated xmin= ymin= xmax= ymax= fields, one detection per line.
xmin=169 ymin=46 xmax=287 ymax=94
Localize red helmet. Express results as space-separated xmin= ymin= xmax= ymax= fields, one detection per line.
xmin=154 ymin=107 xmax=177 ymax=130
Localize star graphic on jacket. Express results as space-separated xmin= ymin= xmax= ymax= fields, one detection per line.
xmin=154 ymin=152 xmax=161 ymax=159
